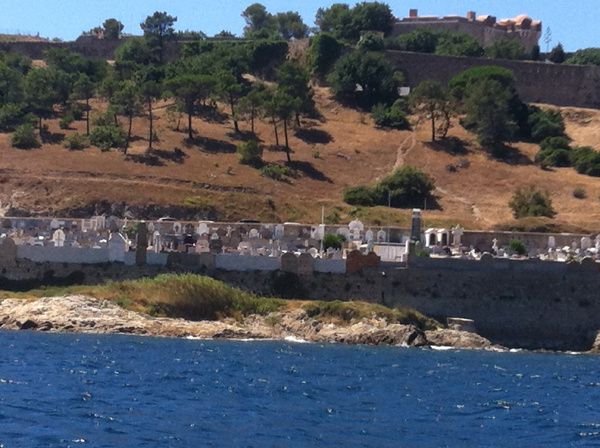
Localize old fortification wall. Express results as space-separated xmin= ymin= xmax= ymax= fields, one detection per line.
xmin=388 ymin=50 xmax=600 ymax=109
xmin=213 ymin=257 xmax=600 ymax=351
xmin=1 ymin=252 xmax=599 ymax=350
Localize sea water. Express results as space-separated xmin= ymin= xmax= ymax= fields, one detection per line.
xmin=1 ymin=332 xmax=600 ymax=447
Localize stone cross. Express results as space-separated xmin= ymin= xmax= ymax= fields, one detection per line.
xmin=492 ymin=238 xmax=499 ymax=253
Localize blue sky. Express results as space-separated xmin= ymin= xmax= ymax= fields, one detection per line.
xmin=1 ymin=0 xmax=597 ymax=50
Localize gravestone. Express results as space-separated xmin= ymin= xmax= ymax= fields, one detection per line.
xmin=548 ymin=236 xmax=556 ymax=250
xmin=136 ymin=222 xmax=148 ymax=266
xmin=52 ymin=229 xmax=66 ymax=247
xmin=377 ymin=230 xmax=386 ymax=242
xmin=451 ymin=225 xmax=464 ymax=247
xmin=197 ymin=222 xmax=210 ymax=236
xmin=108 ymin=232 xmax=127 ymax=263
xmin=274 ymin=225 xmax=285 ymax=240
xmin=297 ymin=253 xmax=315 ymax=276
xmin=209 ymin=236 xmax=223 ymax=254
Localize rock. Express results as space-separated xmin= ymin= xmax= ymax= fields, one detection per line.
xmin=0 ymin=296 xmax=499 ymax=351
xmin=424 ymin=329 xmax=500 ymax=350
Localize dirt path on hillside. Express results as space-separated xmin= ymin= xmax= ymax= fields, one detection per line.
xmin=394 ymin=134 xmax=417 ymax=170
xmin=435 ymin=185 xmax=489 ymax=225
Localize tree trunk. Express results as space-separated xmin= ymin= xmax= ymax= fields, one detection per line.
xmin=250 ymin=109 xmax=255 ymax=134
xmin=295 ymin=112 xmax=301 ymax=128
xmin=230 ymin=96 xmax=239 ymax=133
xmin=283 ymin=117 xmax=291 ymax=163
xmin=126 ymin=113 xmax=133 ymax=154
xmin=148 ymin=98 xmax=153 ymax=151
xmin=430 ymin=105 xmax=436 ymax=142
xmin=272 ymin=117 xmax=279 ymax=147
xmin=188 ymin=109 xmax=193 ymax=140
xmin=86 ymin=98 xmax=90 ymax=135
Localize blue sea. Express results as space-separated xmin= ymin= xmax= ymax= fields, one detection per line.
xmin=1 ymin=333 xmax=600 ymax=447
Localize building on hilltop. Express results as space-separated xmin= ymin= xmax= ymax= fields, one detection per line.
xmin=391 ymin=9 xmax=542 ymax=53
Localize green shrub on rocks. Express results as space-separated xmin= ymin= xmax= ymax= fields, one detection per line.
xmin=303 ymin=300 xmax=439 ymax=330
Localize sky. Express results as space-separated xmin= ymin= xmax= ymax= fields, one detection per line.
xmin=0 ymin=0 xmax=598 ymax=51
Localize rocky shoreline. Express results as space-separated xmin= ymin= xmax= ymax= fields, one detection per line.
xmin=0 ymin=295 xmax=504 ymax=350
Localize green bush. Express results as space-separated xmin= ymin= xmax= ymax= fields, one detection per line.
xmin=306 ymin=33 xmax=342 ymax=77
xmin=11 ymin=124 xmax=39 ymax=149
xmin=0 ymin=104 xmax=27 ymax=131
xmin=261 ymin=163 xmax=292 ymax=181
xmin=344 ymin=185 xmax=375 ymax=206
xmin=64 ymin=133 xmax=90 ymax=150
xmin=323 ymin=233 xmax=346 ymax=250
xmin=237 ymin=140 xmax=263 ymax=166
xmin=90 ymin=125 xmax=126 ymax=151
xmin=570 ymin=146 xmax=600 ymax=176
xmin=371 ymin=100 xmax=410 ymax=129
xmin=540 ymin=136 xmax=571 ymax=151
xmin=528 ymin=108 xmax=566 ymax=142
xmin=59 ymin=113 xmax=75 ymax=130
xmin=390 ymin=29 xmax=439 ymax=53
xmin=344 ymin=166 xmax=435 ymax=209
xmin=509 ymin=239 xmax=527 ymax=256
xmin=508 ymin=186 xmax=556 ymax=219
xmin=358 ymin=32 xmax=385 ymax=51
xmin=536 ymin=147 xmax=571 ymax=168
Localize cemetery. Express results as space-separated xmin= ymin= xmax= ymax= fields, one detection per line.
xmin=0 ymin=210 xmax=599 ymax=271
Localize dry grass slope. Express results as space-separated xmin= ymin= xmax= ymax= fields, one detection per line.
xmin=0 ymin=83 xmax=599 ymax=231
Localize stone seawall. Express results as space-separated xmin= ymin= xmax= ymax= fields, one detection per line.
xmin=1 ymin=256 xmax=599 ymax=351
xmin=213 ymin=257 xmax=600 ymax=351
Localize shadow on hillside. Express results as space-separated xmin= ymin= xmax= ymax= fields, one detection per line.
xmin=295 ymin=128 xmax=333 ymax=145
xmin=196 ymin=105 xmax=228 ymax=124
xmin=42 ymin=132 xmax=65 ymax=145
xmin=226 ymin=130 xmax=260 ymax=142
xmin=186 ymin=136 xmax=237 ymax=153
xmin=287 ymin=160 xmax=332 ymax=183
xmin=125 ymin=152 xmax=165 ymax=166
xmin=424 ymin=137 xmax=470 ymax=155
xmin=492 ymin=145 xmax=534 ymax=166
xmin=125 ymin=148 xmax=188 ymax=166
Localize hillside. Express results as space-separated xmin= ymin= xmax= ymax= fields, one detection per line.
xmin=1 ymin=86 xmax=600 ymax=231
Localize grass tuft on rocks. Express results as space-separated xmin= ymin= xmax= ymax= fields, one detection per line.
xmin=303 ymin=300 xmax=439 ymax=330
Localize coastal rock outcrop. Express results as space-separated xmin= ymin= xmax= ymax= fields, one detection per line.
xmin=0 ymin=296 xmax=496 ymax=350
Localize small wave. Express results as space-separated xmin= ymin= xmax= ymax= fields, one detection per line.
xmin=284 ymin=336 xmax=310 ymax=344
